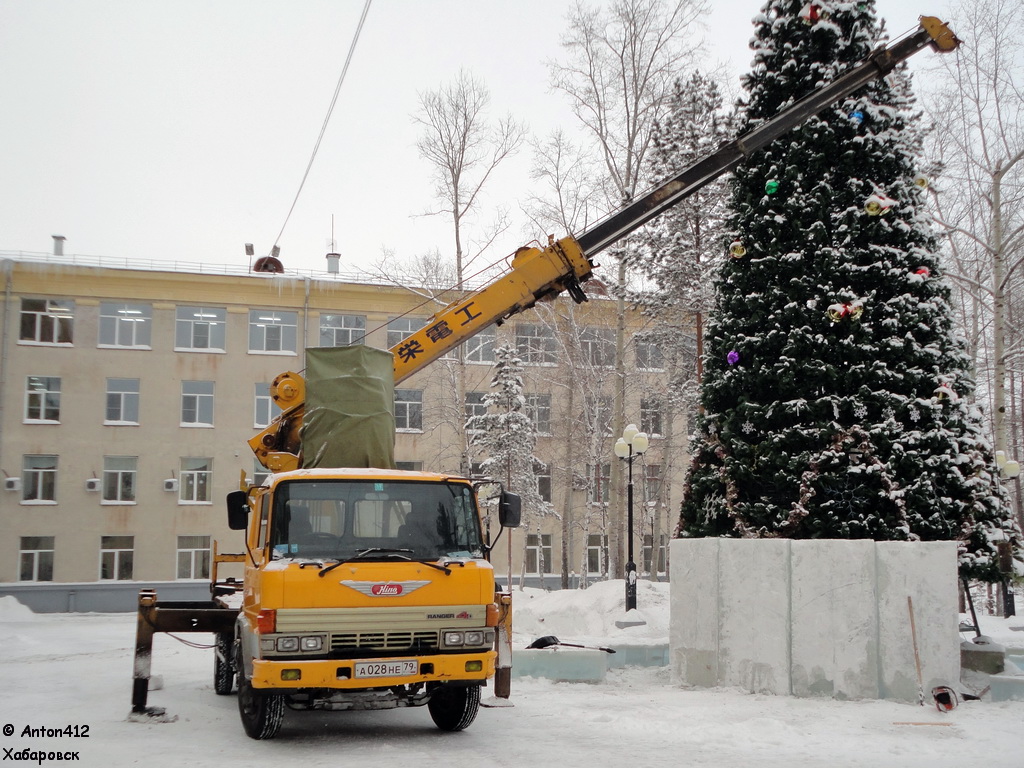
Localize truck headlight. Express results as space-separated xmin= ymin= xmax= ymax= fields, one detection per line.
xmin=464 ymin=631 xmax=485 ymax=646
xmin=444 ymin=631 xmax=465 ymax=647
xmin=276 ymin=636 xmax=300 ymax=652
xmin=300 ymin=636 xmax=324 ymax=651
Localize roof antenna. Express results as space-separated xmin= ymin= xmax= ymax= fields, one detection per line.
xmin=326 ymin=214 xmax=340 ymax=274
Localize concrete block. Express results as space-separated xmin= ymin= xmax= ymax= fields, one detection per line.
xmin=512 ymin=648 xmax=607 ymax=683
xmin=876 ymin=542 xmax=960 ymax=701
xmin=717 ymin=539 xmax=790 ymax=694
xmin=670 ymin=539 xmax=960 ymax=702
xmin=670 ymin=538 xmax=720 ymax=687
xmin=961 ymin=637 xmax=1006 ymax=675
xmin=790 ymin=540 xmax=878 ymax=699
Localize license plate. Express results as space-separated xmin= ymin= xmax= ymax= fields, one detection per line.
xmin=354 ymin=659 xmax=419 ymax=678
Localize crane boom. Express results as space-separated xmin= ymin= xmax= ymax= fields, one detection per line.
xmin=250 ymin=16 xmax=959 ymax=471
xmin=576 ymin=17 xmax=958 ymax=255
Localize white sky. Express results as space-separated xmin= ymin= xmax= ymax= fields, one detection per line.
xmin=0 ymin=0 xmax=953 ymax=276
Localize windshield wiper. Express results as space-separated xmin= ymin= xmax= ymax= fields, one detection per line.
xmin=318 ymin=548 xmax=452 ymax=577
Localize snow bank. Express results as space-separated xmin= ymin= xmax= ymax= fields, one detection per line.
xmin=0 ymin=594 xmax=35 ymax=621
xmin=511 ymin=579 xmax=670 ymax=647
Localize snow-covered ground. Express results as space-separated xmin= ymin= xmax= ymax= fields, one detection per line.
xmin=1 ymin=584 xmax=1022 ymax=768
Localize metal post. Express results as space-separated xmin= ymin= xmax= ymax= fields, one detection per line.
xmin=625 ymin=447 xmax=637 ymax=611
xmin=132 ymin=590 xmax=158 ymax=713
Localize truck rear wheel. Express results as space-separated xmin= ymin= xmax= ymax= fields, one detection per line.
xmin=213 ymin=633 xmax=234 ymax=695
xmin=237 ymin=676 xmax=284 ymax=740
xmin=427 ymin=684 xmax=480 ymax=731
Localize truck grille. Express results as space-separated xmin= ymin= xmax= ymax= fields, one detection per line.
xmin=330 ymin=630 xmax=438 ymax=654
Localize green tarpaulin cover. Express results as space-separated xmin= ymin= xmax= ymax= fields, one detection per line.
xmin=300 ymin=346 xmax=396 ymax=469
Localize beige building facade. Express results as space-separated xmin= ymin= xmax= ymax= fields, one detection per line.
xmin=0 ymin=254 xmax=685 ymax=596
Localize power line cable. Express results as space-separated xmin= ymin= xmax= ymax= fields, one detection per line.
xmin=272 ymin=0 xmax=373 ymax=249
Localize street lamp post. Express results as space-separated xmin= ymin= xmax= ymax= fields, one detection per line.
xmin=615 ymin=424 xmax=649 ymax=612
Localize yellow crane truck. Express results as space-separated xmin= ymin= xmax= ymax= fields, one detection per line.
xmin=129 ymin=16 xmax=959 ymax=740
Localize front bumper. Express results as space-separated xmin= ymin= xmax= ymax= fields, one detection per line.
xmin=251 ymin=650 xmax=495 ymax=690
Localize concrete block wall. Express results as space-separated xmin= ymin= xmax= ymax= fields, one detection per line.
xmin=670 ymin=539 xmax=960 ymax=701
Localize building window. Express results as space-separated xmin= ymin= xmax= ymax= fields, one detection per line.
xmin=24 ymin=376 xmax=61 ymax=423
xmin=643 ymin=534 xmax=668 ymax=575
xmin=22 ymin=455 xmax=57 ymax=503
xmin=387 ymin=317 xmax=425 ymax=349
xmin=249 ymin=309 xmax=298 ymax=353
xmin=535 ymin=460 xmax=552 ymax=503
xmin=644 ymin=463 xmax=662 ymax=503
xmin=587 ymin=534 xmax=609 ymax=576
xmin=180 ymin=458 xmax=213 ymax=503
xmin=19 ymin=298 xmax=73 ymax=345
xmin=465 ymin=391 xmax=487 ymax=429
xmin=99 ymin=535 xmax=134 ymax=580
xmin=641 ymin=397 xmax=663 ymax=437
xmin=106 ymin=378 xmax=140 ymax=424
xmin=525 ymin=534 xmax=553 ymax=574
xmin=525 ymin=393 xmax=552 ymax=434
xmin=465 ymin=326 xmax=496 ymax=363
xmin=177 ymin=535 xmax=211 ymax=579
xmin=19 ymin=536 xmax=55 ymax=581
xmin=102 ymin=456 xmax=137 ymax=504
xmin=636 ymin=340 xmax=663 ymax=371
xmin=252 ymin=459 xmax=270 ymax=487
xmin=99 ymin=302 xmax=152 ymax=348
xmin=396 ymin=461 xmax=423 ymax=471
xmin=581 ymin=327 xmax=615 ymax=366
xmin=254 ymin=383 xmax=284 ymax=428
xmin=181 ymin=381 xmax=214 ymax=426
xmin=515 ymin=323 xmax=557 ymax=365
xmin=586 ymin=463 xmax=611 ymax=504
xmin=584 ymin=395 xmax=613 ymax=437
xmin=175 ymin=306 xmax=226 ymax=351
xmin=395 ymin=389 xmax=423 ymax=431
xmin=320 ymin=314 xmax=365 ymax=346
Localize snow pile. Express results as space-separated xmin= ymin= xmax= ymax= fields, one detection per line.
xmin=511 ymin=579 xmax=670 ymax=647
xmin=0 ymin=594 xmax=36 ymax=621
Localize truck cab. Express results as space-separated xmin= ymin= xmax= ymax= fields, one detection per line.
xmin=225 ymin=468 xmax=520 ymax=739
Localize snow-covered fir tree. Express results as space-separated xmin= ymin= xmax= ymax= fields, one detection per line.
xmin=467 ymin=343 xmax=554 ymax=577
xmin=677 ymin=0 xmax=1022 ymax=581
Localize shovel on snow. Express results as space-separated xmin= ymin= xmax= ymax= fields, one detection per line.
xmin=527 ymin=635 xmax=616 ymax=654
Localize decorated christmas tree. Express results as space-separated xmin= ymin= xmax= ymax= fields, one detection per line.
xmin=676 ymin=0 xmax=1021 ymax=581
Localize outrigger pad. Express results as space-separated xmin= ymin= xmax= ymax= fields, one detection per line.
xmin=126 ymin=707 xmax=178 ymax=724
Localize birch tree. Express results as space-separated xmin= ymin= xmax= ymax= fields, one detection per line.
xmin=922 ymin=0 xmax=1024 ymax=532
xmin=411 ymin=71 xmax=527 ymax=475
xmin=549 ymin=0 xmax=708 ymax=577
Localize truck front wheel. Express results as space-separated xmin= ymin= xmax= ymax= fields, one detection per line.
xmin=427 ymin=684 xmax=480 ymax=731
xmin=237 ymin=676 xmax=285 ymax=739
xmin=213 ymin=633 xmax=234 ymax=695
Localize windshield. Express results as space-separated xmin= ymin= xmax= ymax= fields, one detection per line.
xmin=269 ymin=479 xmax=483 ymax=561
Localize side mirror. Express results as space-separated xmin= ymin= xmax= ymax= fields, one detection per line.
xmin=226 ymin=490 xmax=250 ymax=530
xmin=498 ymin=491 xmax=521 ymax=529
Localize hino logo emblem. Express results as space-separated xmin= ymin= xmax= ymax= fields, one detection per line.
xmin=339 ymin=580 xmax=430 ymax=597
